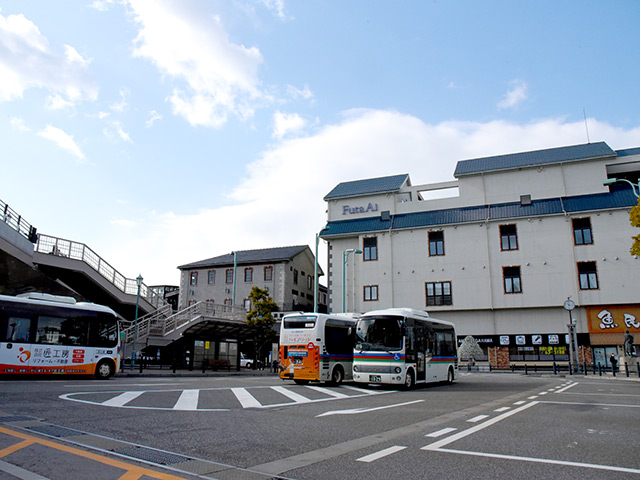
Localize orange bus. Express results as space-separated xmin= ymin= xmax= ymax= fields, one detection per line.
xmin=0 ymin=293 xmax=120 ymax=379
xmin=279 ymin=313 xmax=358 ymax=385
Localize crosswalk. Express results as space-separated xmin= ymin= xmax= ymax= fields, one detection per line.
xmin=59 ymin=384 xmax=393 ymax=411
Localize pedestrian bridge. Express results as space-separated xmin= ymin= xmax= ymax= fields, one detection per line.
xmin=1 ymin=196 xmax=254 ymax=355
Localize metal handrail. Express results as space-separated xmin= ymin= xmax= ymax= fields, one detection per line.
xmin=122 ymin=301 xmax=248 ymax=344
xmin=35 ymin=234 xmax=168 ymax=309
xmin=1 ymin=198 xmax=37 ymax=242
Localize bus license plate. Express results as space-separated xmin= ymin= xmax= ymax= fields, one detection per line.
xmin=369 ymin=375 xmax=381 ymax=382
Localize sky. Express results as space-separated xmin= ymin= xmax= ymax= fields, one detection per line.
xmin=1 ymin=0 xmax=639 ymax=288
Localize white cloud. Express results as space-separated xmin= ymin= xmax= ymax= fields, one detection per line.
xmin=260 ymin=0 xmax=288 ymax=20
xmin=498 ymin=79 xmax=528 ymax=110
xmin=287 ymin=84 xmax=313 ymax=101
xmin=0 ymin=12 xmax=97 ymax=105
xmin=272 ymin=111 xmax=306 ymax=138
xmin=126 ymin=0 xmax=267 ymax=128
xmin=38 ymin=125 xmax=86 ymax=162
xmin=145 ymin=110 xmax=162 ymax=127
xmin=10 ymin=117 xmax=30 ymax=132
xmin=110 ymin=87 xmax=129 ymax=112
xmin=102 ymin=111 xmax=640 ymax=285
xmin=114 ymin=121 xmax=132 ymax=143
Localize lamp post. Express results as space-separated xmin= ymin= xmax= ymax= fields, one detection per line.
xmin=314 ymin=227 xmax=330 ymax=313
xmin=342 ymin=248 xmax=362 ymax=313
xmin=232 ymin=251 xmax=237 ymax=306
xmin=603 ymin=177 xmax=640 ymax=198
xmin=131 ymin=274 xmax=143 ymax=369
xmin=564 ymin=297 xmax=578 ymax=373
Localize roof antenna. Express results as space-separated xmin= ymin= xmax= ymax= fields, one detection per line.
xmin=583 ymin=107 xmax=591 ymax=144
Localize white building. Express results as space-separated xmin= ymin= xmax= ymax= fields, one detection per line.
xmin=321 ymin=142 xmax=640 ymax=368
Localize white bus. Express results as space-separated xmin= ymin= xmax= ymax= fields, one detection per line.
xmin=353 ymin=308 xmax=457 ymax=389
xmin=0 ymin=293 xmax=120 ymax=379
xmin=279 ymin=313 xmax=358 ymax=385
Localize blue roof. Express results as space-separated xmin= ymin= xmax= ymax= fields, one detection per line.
xmin=453 ymin=142 xmax=616 ymax=177
xmin=616 ymin=147 xmax=640 ymax=157
xmin=324 ymin=174 xmax=409 ymax=200
xmin=321 ymin=185 xmax=637 ymax=237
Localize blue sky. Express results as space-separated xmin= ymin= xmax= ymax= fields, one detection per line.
xmin=1 ymin=0 xmax=639 ymax=286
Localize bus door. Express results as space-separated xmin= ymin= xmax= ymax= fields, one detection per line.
xmin=424 ymin=329 xmax=435 ymax=382
xmin=413 ymin=324 xmax=426 ymax=382
xmin=1 ymin=315 xmax=34 ymax=374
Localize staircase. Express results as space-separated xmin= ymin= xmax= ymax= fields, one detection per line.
xmin=122 ymin=301 xmax=248 ymax=346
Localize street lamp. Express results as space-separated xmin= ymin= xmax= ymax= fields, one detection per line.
xmin=131 ymin=274 xmax=143 ymax=369
xmin=603 ymin=177 xmax=640 ymax=198
xmin=232 ymin=251 xmax=237 ymax=306
xmin=342 ymin=248 xmax=362 ymax=313
xmin=314 ymin=226 xmax=330 ymax=313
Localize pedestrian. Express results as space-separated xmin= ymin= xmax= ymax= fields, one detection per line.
xmin=609 ymin=354 xmax=618 ymax=373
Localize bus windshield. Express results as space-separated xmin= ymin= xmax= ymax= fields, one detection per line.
xmin=355 ymin=316 xmax=403 ymax=351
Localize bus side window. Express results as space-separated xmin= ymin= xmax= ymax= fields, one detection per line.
xmin=283 ymin=346 xmax=288 ymax=359
xmin=89 ymin=316 xmax=118 ymax=348
xmin=5 ymin=316 xmax=31 ymax=342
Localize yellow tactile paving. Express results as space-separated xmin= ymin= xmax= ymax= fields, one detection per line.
xmin=0 ymin=426 xmax=187 ymax=480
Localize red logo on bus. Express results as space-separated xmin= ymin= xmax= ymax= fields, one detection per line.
xmin=307 ymin=342 xmax=315 ymax=350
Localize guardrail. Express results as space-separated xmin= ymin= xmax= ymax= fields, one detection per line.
xmin=1 ymin=198 xmax=38 ymax=242
xmin=35 ymin=234 xmax=167 ymax=309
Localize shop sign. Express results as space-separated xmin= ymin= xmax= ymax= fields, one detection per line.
xmin=587 ymin=306 xmax=640 ymax=334
xmin=342 ymin=203 xmax=379 ymax=215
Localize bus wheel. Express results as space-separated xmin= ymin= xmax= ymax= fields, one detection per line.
xmin=330 ymin=366 xmax=344 ymax=385
xmin=95 ymin=360 xmax=115 ymax=379
xmin=403 ymin=370 xmax=415 ymax=390
xmin=447 ymin=367 xmax=455 ymax=384
xmin=294 ymin=379 xmax=309 ymax=385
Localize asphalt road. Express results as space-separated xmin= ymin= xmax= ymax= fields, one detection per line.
xmin=0 ymin=372 xmax=639 ymax=480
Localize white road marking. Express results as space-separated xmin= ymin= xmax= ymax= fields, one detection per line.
xmin=100 ymin=391 xmax=144 ymax=407
xmin=173 ymin=389 xmax=200 ymax=410
xmin=306 ymin=386 xmax=350 ymax=398
xmin=432 ymin=447 xmax=640 ymax=475
xmin=342 ymin=385 xmax=387 ymax=394
xmin=317 ymin=400 xmax=424 ymax=417
xmin=271 ymin=386 xmax=312 ymax=404
xmin=527 ymin=396 xmax=538 ymax=400
xmin=357 ymin=446 xmax=407 ymax=463
xmin=426 ymin=427 xmax=457 ymax=438
xmin=513 ymin=401 xmax=526 ymax=405
xmin=467 ymin=415 xmax=489 ymax=423
xmin=423 ymin=402 xmax=539 ymax=450
xmin=231 ymin=388 xmax=262 ymax=408
xmin=494 ymin=407 xmax=510 ymax=413
xmin=555 ymin=382 xmax=578 ymax=393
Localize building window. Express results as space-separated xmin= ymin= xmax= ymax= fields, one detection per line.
xmin=307 ymin=275 xmax=312 ymax=289
xmin=573 ymin=218 xmax=593 ymax=245
xmin=363 ymin=237 xmax=378 ymax=261
xmin=244 ymin=299 xmax=251 ymax=310
xmin=503 ymin=266 xmax=522 ymax=294
xmin=426 ymin=281 xmax=452 ymax=306
xmin=264 ymin=266 xmax=273 ymax=282
xmin=293 ymin=269 xmax=298 ymax=284
xmin=428 ymin=231 xmax=445 ymax=256
xmin=225 ymin=269 xmax=233 ymax=284
xmin=578 ymin=261 xmax=599 ymax=290
xmin=224 ymin=298 xmax=232 ymax=306
xmin=208 ymin=270 xmax=215 ymax=284
xmin=364 ymin=285 xmax=379 ymax=301
xmin=190 ymin=272 xmax=198 ymax=286
xmin=244 ymin=268 xmax=253 ymax=283
xmin=500 ymin=224 xmax=518 ymax=251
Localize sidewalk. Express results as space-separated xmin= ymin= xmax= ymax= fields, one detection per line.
xmin=116 ymin=366 xmax=280 ymax=378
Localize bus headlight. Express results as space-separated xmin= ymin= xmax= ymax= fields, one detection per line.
xmin=353 ymin=365 xmax=359 ymax=372
xmin=394 ymin=367 xmax=402 ymax=374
